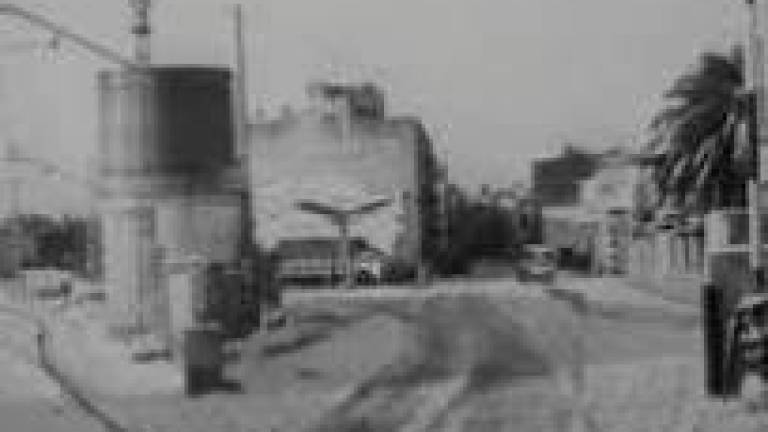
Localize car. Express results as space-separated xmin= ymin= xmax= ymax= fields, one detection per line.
xmin=355 ymin=250 xmax=384 ymax=285
xmin=705 ymin=292 xmax=768 ymax=397
xmin=731 ymin=295 xmax=768 ymax=378
xmin=517 ymin=245 xmax=556 ymax=284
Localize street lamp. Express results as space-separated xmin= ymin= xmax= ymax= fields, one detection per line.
xmin=295 ymin=197 xmax=393 ymax=289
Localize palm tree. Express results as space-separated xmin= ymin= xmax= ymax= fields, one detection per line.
xmin=649 ymin=45 xmax=755 ymax=212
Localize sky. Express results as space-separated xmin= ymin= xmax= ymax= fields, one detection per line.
xmin=0 ymin=0 xmax=746 ymax=212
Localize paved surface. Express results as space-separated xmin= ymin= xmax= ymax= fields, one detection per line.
xmin=89 ymin=313 xmax=411 ymax=432
xmin=625 ymin=273 xmax=704 ymax=305
xmin=4 ymin=272 xmax=768 ymax=431
xmin=0 ymin=306 xmax=105 ymax=432
xmin=46 ymin=305 xmax=183 ymax=398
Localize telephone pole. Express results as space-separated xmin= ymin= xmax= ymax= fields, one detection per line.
xmin=747 ymin=0 xmax=767 ymax=289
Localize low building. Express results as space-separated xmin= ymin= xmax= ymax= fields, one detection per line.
xmin=532 ymin=146 xmax=601 ymax=207
xmin=581 ymin=151 xmax=638 ymax=274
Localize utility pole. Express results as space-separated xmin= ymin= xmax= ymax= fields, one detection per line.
xmin=127 ymin=0 xmax=153 ymax=333
xmin=130 ymin=0 xmax=152 ymax=67
xmin=232 ymin=4 xmax=260 ymax=331
xmin=233 ymin=5 xmax=251 ymax=260
xmin=747 ymin=0 xmax=767 ymax=290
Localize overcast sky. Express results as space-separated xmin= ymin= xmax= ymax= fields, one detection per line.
xmin=0 ymin=0 xmax=745 ymax=212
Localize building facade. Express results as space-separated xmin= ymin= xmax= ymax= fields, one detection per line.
xmin=248 ymin=83 xmax=439 ymax=279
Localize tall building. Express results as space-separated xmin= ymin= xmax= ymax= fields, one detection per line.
xmin=248 ymin=82 xmax=439 ymax=277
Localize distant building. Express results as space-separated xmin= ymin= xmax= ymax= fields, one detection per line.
xmin=531 ymin=146 xmax=601 ymax=269
xmin=532 ymin=146 xmax=601 ymax=207
xmin=581 ymin=151 xmax=639 ymax=274
xmin=249 ymin=82 xmax=440 ymax=278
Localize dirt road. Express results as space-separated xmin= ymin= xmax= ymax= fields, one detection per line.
xmin=304 ymin=276 xmax=727 ymax=432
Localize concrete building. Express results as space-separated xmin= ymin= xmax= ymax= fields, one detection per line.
xmin=532 ymin=147 xmax=601 ymax=269
xmin=582 ymin=151 xmax=638 ymax=274
xmin=532 ymin=146 xmax=601 ymax=207
xmin=248 ymin=82 xmax=439 ymax=280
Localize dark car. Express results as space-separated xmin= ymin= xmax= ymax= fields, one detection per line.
xmin=732 ymin=296 xmax=768 ymax=378
xmin=706 ymin=293 xmax=768 ymax=397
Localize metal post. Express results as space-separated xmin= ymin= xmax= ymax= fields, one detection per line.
xmin=339 ymin=216 xmax=353 ymax=289
xmin=747 ymin=0 xmax=767 ymax=289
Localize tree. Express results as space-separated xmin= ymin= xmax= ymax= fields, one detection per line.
xmin=649 ymin=45 xmax=754 ymax=211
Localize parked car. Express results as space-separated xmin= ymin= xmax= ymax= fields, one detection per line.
xmin=703 ymin=289 xmax=768 ymax=397
xmin=355 ymin=250 xmax=385 ymax=285
xmin=517 ymin=245 xmax=556 ymax=284
xmin=381 ymin=258 xmax=417 ymax=284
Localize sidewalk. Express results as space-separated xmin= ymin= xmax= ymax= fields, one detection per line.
xmin=93 ymin=313 xmax=412 ymax=432
xmin=550 ymin=276 xmax=700 ymax=325
xmin=0 ymin=283 xmax=412 ymax=432
xmin=625 ymin=273 xmax=704 ymax=306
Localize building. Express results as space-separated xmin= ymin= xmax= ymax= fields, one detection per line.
xmin=582 ymin=151 xmax=638 ymax=274
xmin=97 ymin=67 xmax=244 ymax=336
xmin=249 ymin=82 xmax=439 ymax=280
xmin=627 ymin=151 xmax=705 ymax=279
xmin=532 ymin=146 xmax=601 ymax=269
xmin=532 ymin=146 xmax=601 ymax=207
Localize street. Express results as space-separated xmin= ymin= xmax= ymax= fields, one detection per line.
xmin=1 ymin=273 xmax=765 ymax=432
xmin=304 ymin=274 xmax=706 ymax=431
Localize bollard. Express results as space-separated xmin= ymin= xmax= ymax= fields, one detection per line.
xmin=702 ymin=282 xmax=729 ymax=397
xmin=183 ymin=324 xmax=224 ymax=396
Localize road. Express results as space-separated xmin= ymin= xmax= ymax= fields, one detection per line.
xmin=1 ymin=273 xmax=761 ymax=431
xmin=0 ymin=310 xmax=105 ymax=432
xmin=304 ymin=274 xmax=708 ymax=431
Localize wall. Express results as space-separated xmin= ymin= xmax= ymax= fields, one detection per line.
xmin=249 ymin=107 xmax=422 ymax=264
xmin=532 ymin=148 xmax=600 ymax=207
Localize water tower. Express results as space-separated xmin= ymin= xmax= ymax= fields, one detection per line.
xmin=97 ymin=1 xmax=245 ymax=332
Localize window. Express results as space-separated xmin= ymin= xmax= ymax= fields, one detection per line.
xmin=729 ymin=213 xmax=750 ymax=245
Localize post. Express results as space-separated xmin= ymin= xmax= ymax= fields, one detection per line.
xmin=130 ymin=0 xmax=152 ymax=67
xmin=233 ymin=3 xmax=250 ymax=235
xmin=414 ymin=127 xmax=427 ymax=287
xmin=339 ymin=217 xmax=353 ymax=289
xmin=748 ymin=0 xmax=767 ymax=289
xmin=232 ymin=4 xmax=262 ymax=331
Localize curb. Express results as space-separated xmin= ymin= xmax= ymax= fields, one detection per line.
xmin=544 ymin=286 xmax=700 ymax=327
xmin=39 ymin=343 xmax=130 ymax=432
xmin=625 ymin=276 xmax=702 ymax=306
